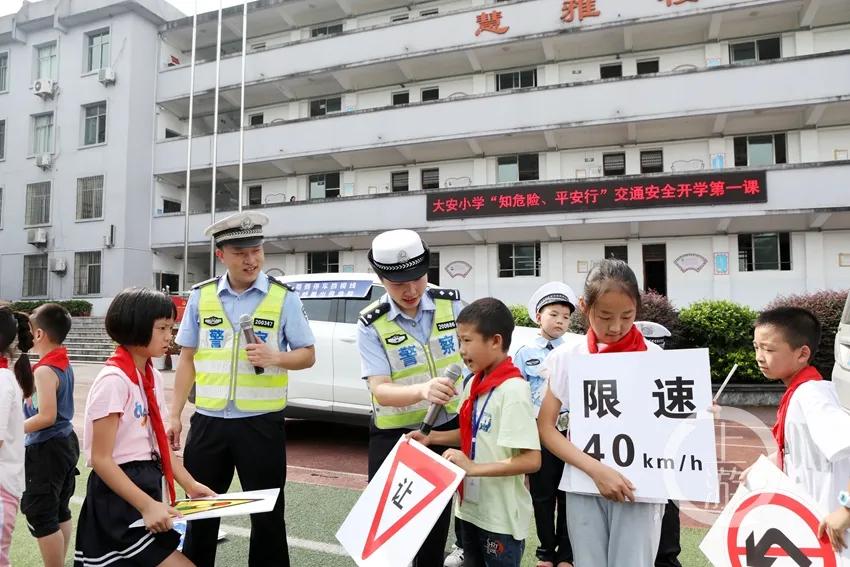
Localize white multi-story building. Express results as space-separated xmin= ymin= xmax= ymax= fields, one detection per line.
xmin=3 ymin=0 xmax=850 ymax=312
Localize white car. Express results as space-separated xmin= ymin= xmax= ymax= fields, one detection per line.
xmin=833 ymin=292 xmax=850 ymax=412
xmin=278 ymin=273 xmax=539 ymax=424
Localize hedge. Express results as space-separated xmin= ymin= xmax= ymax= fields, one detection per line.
xmin=7 ymin=300 xmax=93 ymax=317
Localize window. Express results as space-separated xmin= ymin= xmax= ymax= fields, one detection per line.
xmin=730 ymin=37 xmax=781 ymax=63
xmin=391 ymin=171 xmax=409 ymax=192
xmin=307 ymin=251 xmax=340 ymax=274
xmin=420 ymin=8 xmax=439 ymax=16
xmin=309 ymin=172 xmax=341 ymax=199
xmin=603 ymin=152 xmax=626 ymax=176
xmin=421 ymin=87 xmax=439 ymax=102
xmin=604 ymin=245 xmax=628 ymax=263
xmin=391 ymin=14 xmax=410 ymax=22
xmin=636 ymin=59 xmax=659 ymax=75
xmin=311 ymin=23 xmax=343 ymax=37
xmin=76 ymin=175 xmax=103 ymax=220
xmin=86 ymin=29 xmax=110 ymax=72
xmin=83 ymin=102 xmax=107 ymax=146
xmin=498 ymin=242 xmax=541 ymax=277
xmin=733 ymin=133 xmax=787 ymax=167
xmin=309 ymin=96 xmax=341 ymax=117
xmin=25 ymin=182 xmax=51 ymax=226
xmin=164 ymin=128 xmax=180 ymax=139
xmin=32 ymin=113 xmax=54 ymax=155
xmin=23 ymin=255 xmax=48 ymax=297
xmin=421 ymin=168 xmax=439 ymax=190
xmin=249 ymin=113 xmax=264 ymax=126
xmin=428 ymin=251 xmax=440 ymax=286
xmin=247 ymin=185 xmax=263 ymax=206
xmin=392 ymin=91 xmax=409 ymax=106
xmin=496 ymin=68 xmax=537 ymax=91
xmin=600 ymin=62 xmax=622 ymax=79
xmin=0 ymin=187 xmax=3 ymax=228
xmin=162 ymin=198 xmax=181 ymax=213
xmin=640 ymin=150 xmax=663 ymax=174
xmin=0 ymin=52 xmax=7 ymax=92
xmin=497 ymin=154 xmax=539 ymax=183
xmin=74 ymin=251 xmax=102 ymax=295
xmin=0 ymin=119 xmax=5 ymax=160
xmin=35 ymin=42 xmax=57 ymax=80
xmin=155 ymin=272 xmax=179 ymax=293
xmin=738 ymin=232 xmax=791 ymax=271
xmin=342 ymin=285 xmax=385 ymax=324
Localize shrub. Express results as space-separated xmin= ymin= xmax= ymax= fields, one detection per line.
xmin=509 ymin=304 xmax=535 ymax=328
xmin=8 ymin=299 xmax=93 ymax=317
xmin=765 ymin=289 xmax=848 ymax=379
xmin=568 ymin=291 xmax=681 ymax=347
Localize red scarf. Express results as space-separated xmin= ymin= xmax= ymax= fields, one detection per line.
xmin=772 ymin=365 xmax=822 ymax=472
xmin=33 ymin=347 xmax=70 ymax=372
xmin=587 ymin=325 xmax=648 ymax=353
xmin=458 ymin=357 xmax=522 ymax=498
xmin=105 ymin=346 xmax=176 ymax=505
xmin=0 ymin=357 xmax=7 ymax=369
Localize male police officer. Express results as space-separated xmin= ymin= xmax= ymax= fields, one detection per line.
xmin=167 ymin=211 xmax=315 ymax=567
xmin=358 ymin=229 xmax=464 ymax=566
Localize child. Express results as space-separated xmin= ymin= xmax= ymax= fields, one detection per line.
xmin=538 ymin=259 xmax=665 ymax=567
xmin=0 ymin=307 xmax=34 ymax=567
xmin=74 ymin=288 xmax=215 ymax=567
xmin=754 ymin=307 xmax=850 ymax=558
xmin=513 ymin=282 xmax=577 ymax=567
xmin=21 ymin=303 xmax=79 ymax=567
xmin=819 ymin=478 xmax=850 ymax=552
xmin=411 ymin=298 xmax=541 ymax=567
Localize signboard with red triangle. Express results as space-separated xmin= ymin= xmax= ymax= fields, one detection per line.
xmin=336 ymin=437 xmax=466 ymax=567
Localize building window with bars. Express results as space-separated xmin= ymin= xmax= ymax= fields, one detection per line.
xmin=640 ymin=150 xmax=663 ymax=174
xmin=309 ymin=172 xmax=341 ymax=199
xmin=604 ymin=245 xmax=629 ymax=263
xmin=248 ymin=185 xmax=262 ymax=206
xmin=496 ymin=68 xmax=537 ymax=91
xmin=636 ymin=59 xmax=659 ymax=75
xmin=603 ymin=152 xmax=626 ymax=176
xmin=35 ymin=42 xmax=57 ymax=80
xmin=497 ymin=154 xmax=539 ymax=183
xmin=311 ymin=23 xmax=343 ymax=37
xmin=421 ymin=168 xmax=439 ymax=190
xmin=23 ymin=255 xmax=48 ymax=297
xmin=83 ymin=102 xmax=107 ymax=146
xmin=391 ymin=171 xmax=409 ymax=192
xmin=0 ymin=119 xmax=5 ymax=160
xmin=0 ymin=52 xmax=8 ymax=92
xmin=392 ymin=91 xmax=409 ymax=106
xmin=600 ymin=62 xmax=622 ymax=79
xmin=76 ymin=175 xmax=104 ymax=220
xmin=25 ymin=182 xmax=51 ymax=226
xmin=74 ymin=251 xmax=102 ymax=295
xmin=307 ymin=251 xmax=340 ymax=274
xmin=249 ymin=113 xmax=264 ymax=126
xmin=734 ymin=133 xmax=786 ymax=167
xmin=498 ymin=242 xmax=541 ymax=278
xmin=421 ymin=87 xmax=439 ymax=102
xmin=32 ymin=113 xmax=54 ymax=155
xmin=86 ymin=29 xmax=110 ymax=72
xmin=730 ymin=37 xmax=780 ymax=64
xmin=738 ymin=233 xmax=791 ymax=271
xmin=309 ymin=97 xmax=341 ymax=117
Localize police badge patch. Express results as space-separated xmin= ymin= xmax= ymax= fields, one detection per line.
xmin=385 ymin=333 xmax=408 ymax=345
xmin=203 ymin=316 xmax=223 ymax=326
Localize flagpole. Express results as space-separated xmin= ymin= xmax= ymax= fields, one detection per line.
xmin=237 ymin=0 xmax=248 ymax=213
xmin=181 ymin=0 xmax=198 ymax=290
xmin=209 ymin=0 xmax=223 ymax=277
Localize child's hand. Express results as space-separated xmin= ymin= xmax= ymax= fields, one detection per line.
xmin=405 ymin=431 xmax=430 ymax=446
xmin=818 ymin=507 xmax=850 ymax=552
xmin=442 ymin=449 xmax=475 ymax=474
xmin=185 ymin=481 xmax=217 ymax=500
xmin=141 ymin=500 xmax=179 ymax=533
xmin=419 ymin=377 xmax=457 ymax=405
xmin=708 ymin=401 xmax=722 ymax=415
xmin=590 ymin=463 xmax=635 ymax=503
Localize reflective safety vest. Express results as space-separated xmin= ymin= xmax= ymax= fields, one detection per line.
xmin=360 ymin=289 xmax=463 ymax=429
xmin=193 ymin=279 xmax=288 ymax=412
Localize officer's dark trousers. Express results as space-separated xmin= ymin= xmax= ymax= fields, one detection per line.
xmin=529 ymin=437 xmax=572 ymax=565
xmin=183 ymin=411 xmax=289 ymax=567
xmin=368 ymin=418 xmax=457 ymax=567
xmin=655 ymin=500 xmax=682 ymax=567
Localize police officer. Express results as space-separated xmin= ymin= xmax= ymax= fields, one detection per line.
xmin=358 ymin=229 xmax=464 ymax=566
xmin=167 ymin=211 xmax=316 ymax=567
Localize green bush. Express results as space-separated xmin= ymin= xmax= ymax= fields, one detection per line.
xmin=8 ymin=299 xmax=93 ymax=317
xmin=765 ymin=289 xmax=848 ymax=378
xmin=679 ymin=300 xmax=762 ymax=383
xmin=509 ymin=304 xmax=535 ymax=328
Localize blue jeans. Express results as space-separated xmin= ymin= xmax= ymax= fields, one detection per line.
xmin=461 ymin=521 xmax=524 ymax=567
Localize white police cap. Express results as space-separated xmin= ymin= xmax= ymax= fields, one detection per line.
xmin=527 ymin=281 xmax=579 ymax=321
xmin=204 ymin=212 xmax=269 ymax=248
xmin=368 ymin=229 xmax=430 ymax=282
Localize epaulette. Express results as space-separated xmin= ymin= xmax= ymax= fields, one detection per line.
xmin=427 ymin=288 xmax=460 ymax=301
xmin=191 ymin=276 xmax=220 ymax=290
xmin=359 ymin=300 xmax=391 ymax=326
xmin=270 ymin=279 xmax=295 ymax=292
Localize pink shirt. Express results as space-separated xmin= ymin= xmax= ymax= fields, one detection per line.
xmin=83 ymin=365 xmax=169 ymax=467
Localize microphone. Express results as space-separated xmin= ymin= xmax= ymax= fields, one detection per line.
xmin=238 ymin=314 xmax=264 ymax=375
xmin=419 ymin=363 xmax=463 ymax=435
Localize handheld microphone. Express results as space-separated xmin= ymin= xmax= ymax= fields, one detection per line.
xmin=238 ymin=314 xmax=264 ymax=375
xmin=419 ymin=363 xmax=463 ymax=435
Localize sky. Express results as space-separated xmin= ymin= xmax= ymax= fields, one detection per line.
xmin=0 ymin=0 xmax=250 ymax=18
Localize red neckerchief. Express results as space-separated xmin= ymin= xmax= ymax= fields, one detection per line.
xmin=33 ymin=347 xmax=70 ymax=372
xmin=458 ymin=357 xmax=522 ymax=498
xmin=105 ymin=346 xmax=176 ymax=505
xmin=587 ymin=325 xmax=648 ymax=353
xmin=772 ymin=365 xmax=822 ymax=472
xmin=0 ymin=357 xmax=7 ymax=369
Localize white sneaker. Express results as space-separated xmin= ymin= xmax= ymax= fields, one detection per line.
xmin=444 ymin=545 xmax=464 ymax=567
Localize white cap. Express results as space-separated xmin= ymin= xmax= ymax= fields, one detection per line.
xmin=527 ymin=281 xmax=579 ymax=321
xmin=204 ymin=212 xmax=269 ymax=248
xmin=368 ymin=229 xmax=430 ymax=282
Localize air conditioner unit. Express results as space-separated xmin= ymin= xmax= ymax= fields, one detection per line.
xmin=27 ymin=228 xmax=49 ymax=247
xmin=49 ymin=257 xmax=67 ymax=273
xmin=35 ymin=153 xmax=52 ymax=169
xmin=32 ymin=78 xmax=56 ymax=98
xmin=98 ymin=67 xmax=116 ymax=86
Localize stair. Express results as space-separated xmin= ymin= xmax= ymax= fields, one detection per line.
xmin=29 ymin=317 xmax=115 ymax=363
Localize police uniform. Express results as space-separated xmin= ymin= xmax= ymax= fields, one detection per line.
xmin=358 ymin=229 xmax=463 ymax=567
xmin=176 ymin=212 xmax=315 ymax=567
xmin=513 ymin=282 xmax=578 ymax=566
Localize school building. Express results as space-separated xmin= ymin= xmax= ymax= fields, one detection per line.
xmin=2 ymin=0 xmax=850 ymax=312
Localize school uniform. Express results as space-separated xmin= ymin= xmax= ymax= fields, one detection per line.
xmin=0 ymin=367 xmax=25 ymax=567
xmin=544 ymin=333 xmax=665 ymax=567
xmin=74 ymin=365 xmax=179 ymax=567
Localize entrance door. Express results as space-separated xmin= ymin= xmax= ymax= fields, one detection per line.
xmin=642 ymin=244 xmax=667 ymax=296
